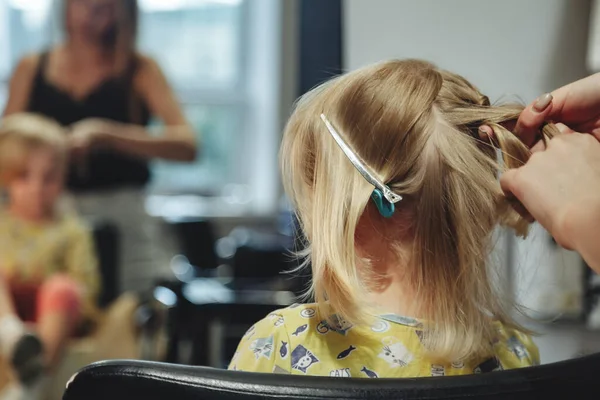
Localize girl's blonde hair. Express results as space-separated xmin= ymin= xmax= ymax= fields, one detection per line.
xmin=0 ymin=113 xmax=67 ymax=186
xmin=281 ymin=59 xmax=557 ymax=362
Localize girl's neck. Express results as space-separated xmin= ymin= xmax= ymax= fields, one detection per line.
xmin=356 ymin=204 xmax=421 ymax=318
xmin=7 ymin=203 xmax=55 ymax=225
xmin=364 ymin=255 xmax=421 ymax=318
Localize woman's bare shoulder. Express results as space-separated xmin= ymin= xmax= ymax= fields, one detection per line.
xmin=12 ymin=53 xmax=41 ymax=78
xmin=134 ymin=53 xmax=163 ymax=73
xmin=132 ymin=53 xmax=170 ymax=92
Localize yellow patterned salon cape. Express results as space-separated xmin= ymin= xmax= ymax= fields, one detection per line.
xmin=229 ymin=303 xmax=539 ymax=378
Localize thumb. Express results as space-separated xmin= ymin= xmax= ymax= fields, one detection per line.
xmin=500 ymin=169 xmax=534 ymax=222
xmin=514 ymin=94 xmax=554 ymax=147
xmin=499 ymin=168 xmax=521 ymax=201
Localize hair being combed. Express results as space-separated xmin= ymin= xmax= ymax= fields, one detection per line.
xmin=0 ymin=113 xmax=67 ymax=186
xmin=281 ymin=59 xmax=558 ymax=362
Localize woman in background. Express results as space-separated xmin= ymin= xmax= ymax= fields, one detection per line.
xmin=3 ymin=0 xmax=197 ymax=291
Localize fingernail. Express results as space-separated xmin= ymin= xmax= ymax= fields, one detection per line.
xmin=533 ymin=93 xmax=552 ymax=112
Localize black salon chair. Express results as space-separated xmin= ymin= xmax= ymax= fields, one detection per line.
xmin=171 ymin=218 xmax=219 ymax=274
xmin=89 ymin=219 xmax=120 ymax=309
xmin=583 ymin=261 xmax=600 ymax=319
xmin=64 ymin=355 xmax=600 ymax=400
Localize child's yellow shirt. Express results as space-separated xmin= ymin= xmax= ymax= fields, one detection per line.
xmin=229 ymin=303 xmax=539 ymax=378
xmin=0 ymin=210 xmax=100 ymax=318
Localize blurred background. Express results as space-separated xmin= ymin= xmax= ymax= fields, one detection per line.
xmin=1 ymin=0 xmax=287 ymax=215
xmin=0 ymin=0 xmax=599 ymax=397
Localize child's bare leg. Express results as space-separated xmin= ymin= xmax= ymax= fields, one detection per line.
xmin=0 ymin=274 xmax=44 ymax=386
xmin=0 ymin=274 xmax=17 ymax=317
xmin=0 ymin=274 xmax=23 ymax=356
xmin=36 ymin=275 xmax=82 ymax=369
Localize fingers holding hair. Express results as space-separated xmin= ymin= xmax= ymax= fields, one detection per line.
xmin=514 ymin=93 xmax=554 ymax=147
xmin=499 ymin=169 xmax=535 ymax=223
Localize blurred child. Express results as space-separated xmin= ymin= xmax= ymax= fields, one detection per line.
xmin=0 ymin=113 xmax=99 ymax=394
xmin=229 ymin=60 xmax=551 ymax=377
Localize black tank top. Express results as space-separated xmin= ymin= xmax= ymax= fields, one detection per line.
xmin=27 ymin=52 xmax=152 ymax=193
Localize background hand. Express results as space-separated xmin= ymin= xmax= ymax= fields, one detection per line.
xmin=68 ymin=118 xmax=113 ymax=165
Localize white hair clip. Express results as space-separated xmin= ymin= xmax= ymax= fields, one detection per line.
xmin=320 ymin=113 xmax=402 ymax=218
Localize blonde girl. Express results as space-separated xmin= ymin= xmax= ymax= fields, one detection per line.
xmin=229 ymin=59 xmax=554 ymax=378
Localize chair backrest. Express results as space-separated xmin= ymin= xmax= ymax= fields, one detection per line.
xmin=232 ymin=243 xmax=311 ymax=296
xmin=233 ymin=245 xmax=292 ymax=280
xmin=171 ymin=219 xmax=218 ymax=271
xmin=229 ymin=227 xmax=298 ymax=281
xmin=64 ymin=355 xmax=600 ymax=400
xmin=89 ymin=219 xmax=120 ymax=309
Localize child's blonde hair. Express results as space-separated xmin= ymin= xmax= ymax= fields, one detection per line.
xmin=281 ymin=59 xmax=557 ymax=362
xmin=0 ymin=113 xmax=67 ymax=186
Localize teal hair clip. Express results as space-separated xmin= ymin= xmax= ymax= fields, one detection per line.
xmin=320 ymin=114 xmax=403 ymax=218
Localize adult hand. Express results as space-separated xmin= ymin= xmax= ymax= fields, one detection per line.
xmin=500 ymin=129 xmax=600 ymax=271
xmin=513 ymin=73 xmax=600 ymax=146
xmin=68 ymin=118 xmax=115 ymax=162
